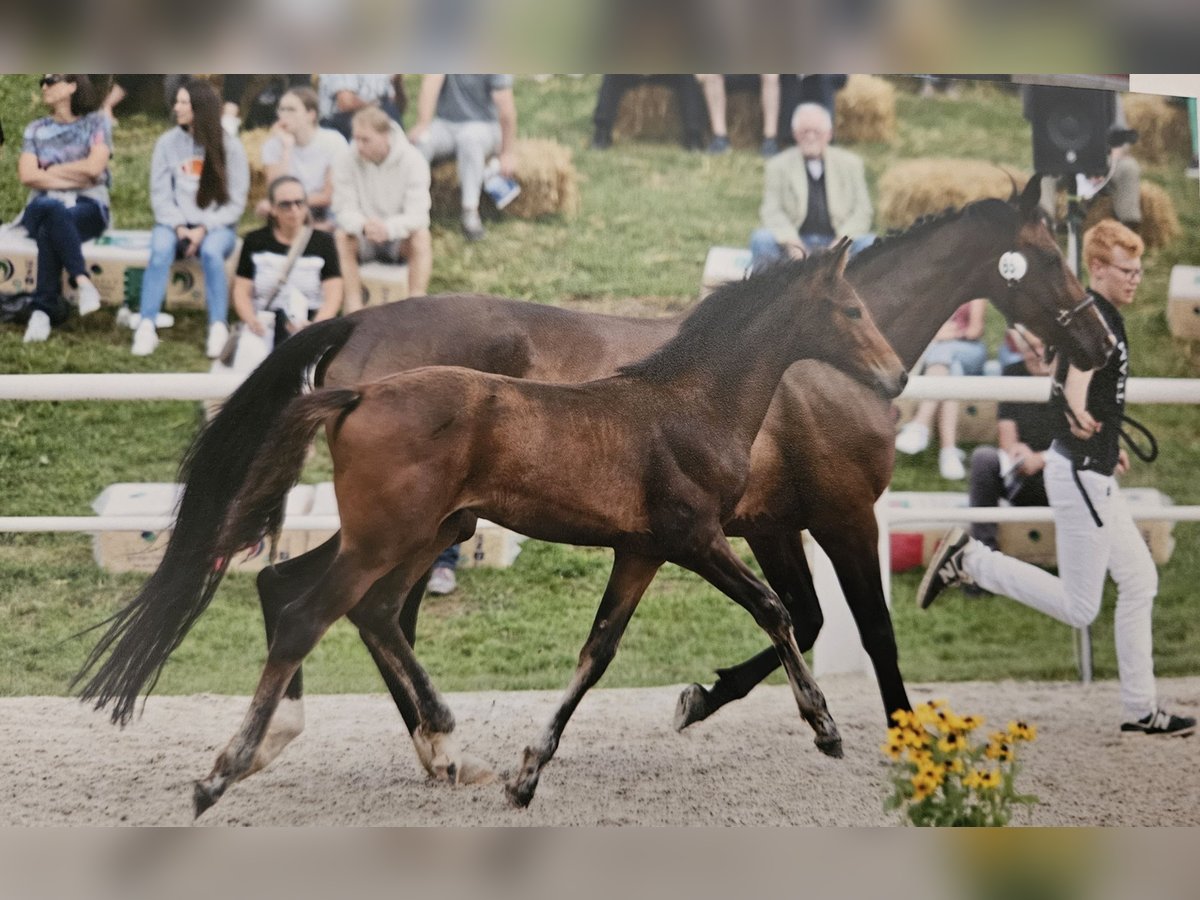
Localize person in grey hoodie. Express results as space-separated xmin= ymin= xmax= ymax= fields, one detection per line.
xmin=332 ymin=106 xmax=431 ymax=311
xmin=132 ymin=78 xmax=249 ymax=358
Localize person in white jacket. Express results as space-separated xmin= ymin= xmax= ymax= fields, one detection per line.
xmin=133 ymin=78 xmax=249 ymax=358
xmin=332 ymin=107 xmax=432 ymax=311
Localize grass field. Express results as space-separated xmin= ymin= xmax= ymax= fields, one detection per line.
xmin=1 ymin=74 xmax=1198 ymax=701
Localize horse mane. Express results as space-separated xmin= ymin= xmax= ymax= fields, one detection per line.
xmin=849 ymin=196 xmax=1016 ymax=271
xmin=617 ymin=253 xmax=828 ymax=381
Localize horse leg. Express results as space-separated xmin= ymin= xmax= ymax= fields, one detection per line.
xmin=684 ymin=537 xmax=842 ymax=758
xmin=505 ymin=551 xmax=663 ymax=808
xmin=193 ymin=548 xmax=390 ymax=818
xmin=675 ymin=531 xmax=817 ymax=730
xmin=810 ymin=518 xmax=912 ymax=724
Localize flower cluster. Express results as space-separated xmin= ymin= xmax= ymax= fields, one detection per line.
xmin=882 ymin=700 xmax=1039 ymax=826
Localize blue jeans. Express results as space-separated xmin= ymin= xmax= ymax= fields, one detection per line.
xmin=139 ymin=223 xmax=237 ymax=324
xmin=749 ymin=228 xmax=875 ymax=273
xmin=21 ymin=195 xmax=107 ymax=317
xmin=921 ymin=338 xmax=987 ymax=376
xmin=435 ymin=544 xmax=460 ymax=570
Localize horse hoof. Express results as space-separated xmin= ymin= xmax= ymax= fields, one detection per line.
xmin=458 ymin=753 xmax=498 ymax=786
xmin=504 ymin=776 xmax=537 ymax=808
xmin=815 ymin=735 xmax=844 ymax=759
xmin=193 ymin=780 xmax=221 ymax=819
xmin=674 ymin=683 xmax=710 ymax=732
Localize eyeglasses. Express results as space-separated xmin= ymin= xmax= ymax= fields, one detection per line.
xmin=274 ymin=199 xmax=308 ymax=210
xmin=276 ymin=104 xmax=303 ymax=114
xmin=1108 ymin=262 xmax=1143 ymax=281
xmin=40 ymin=75 xmax=65 ymax=88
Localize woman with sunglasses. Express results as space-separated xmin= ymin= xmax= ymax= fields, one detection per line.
xmin=132 ymin=78 xmax=249 ymax=357
xmin=258 ymin=86 xmax=348 ymax=231
xmin=17 ymin=74 xmax=110 ymax=343
xmin=231 ymin=175 xmax=343 ymax=351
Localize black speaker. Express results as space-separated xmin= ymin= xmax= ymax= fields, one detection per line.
xmin=1027 ymin=85 xmax=1115 ymax=176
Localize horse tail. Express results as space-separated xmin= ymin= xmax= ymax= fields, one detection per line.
xmin=73 ymin=318 xmax=359 ymax=725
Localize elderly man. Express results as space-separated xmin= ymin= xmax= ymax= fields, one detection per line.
xmin=749 ymin=102 xmax=873 ymax=271
xmin=920 ymin=219 xmax=1195 ymax=738
xmin=332 ymin=106 xmax=432 ymax=311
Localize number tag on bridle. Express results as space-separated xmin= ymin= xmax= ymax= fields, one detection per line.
xmin=998 ymin=251 xmax=1028 ymax=285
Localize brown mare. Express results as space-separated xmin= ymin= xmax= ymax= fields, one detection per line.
xmin=75 ymin=183 xmax=1112 ymax=801
xmin=81 ymin=242 xmax=906 ymax=814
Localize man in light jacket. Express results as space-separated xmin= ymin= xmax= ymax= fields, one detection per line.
xmin=333 ymin=106 xmax=432 ymax=310
xmin=749 ymin=102 xmax=874 ymax=271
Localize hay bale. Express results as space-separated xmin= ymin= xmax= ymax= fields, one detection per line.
xmin=1124 ymin=94 xmax=1192 ymax=164
xmin=878 ymin=159 xmax=1029 ymax=230
xmin=835 ymin=75 xmax=897 ymax=144
xmin=1081 ymin=182 xmax=1180 ymax=251
xmin=612 ymin=83 xmax=685 ymax=143
xmin=240 ymin=127 xmax=272 ymax=209
xmin=430 ymin=138 xmax=581 ymax=220
xmin=726 ymin=90 xmax=766 ymax=149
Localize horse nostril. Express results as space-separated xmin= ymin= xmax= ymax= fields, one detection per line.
xmin=898 ymin=371 xmax=909 ymax=391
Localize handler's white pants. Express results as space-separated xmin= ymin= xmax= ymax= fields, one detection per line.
xmin=962 ymin=448 xmax=1158 ymax=719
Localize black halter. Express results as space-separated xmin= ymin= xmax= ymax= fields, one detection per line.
xmin=1055 ymin=293 xmax=1097 ymax=328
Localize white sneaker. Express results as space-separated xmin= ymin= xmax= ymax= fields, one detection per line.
xmin=427 ymin=566 xmax=458 ymax=596
xmin=206 ymin=321 xmax=230 ymax=359
xmin=895 ymin=421 xmax=930 ymax=455
xmin=131 ymin=319 xmax=159 ymax=356
xmin=22 ymin=310 xmax=51 ymax=343
xmin=76 ymin=280 xmax=101 ymax=316
xmin=939 ymin=446 xmax=966 ymax=480
xmin=125 ymin=312 xmax=176 ymax=330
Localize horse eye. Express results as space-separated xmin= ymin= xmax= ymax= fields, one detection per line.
xmin=844 ymin=307 xmax=863 ymax=320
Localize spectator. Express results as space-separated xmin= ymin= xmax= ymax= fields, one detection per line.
xmin=101 ymin=75 xmax=170 ymax=125
xmin=17 ymin=74 xmax=110 ymax=344
xmin=894 ymin=299 xmax=988 ymax=480
xmin=317 ymin=75 xmax=402 ymax=141
xmin=409 ymin=74 xmax=517 ymax=242
xmin=231 ymin=175 xmax=342 ymax=350
xmin=332 ymin=106 xmax=431 ymax=312
xmin=778 ymin=75 xmax=847 ymax=144
xmin=258 ymin=86 xmax=348 ymax=231
xmin=696 ymin=74 xmax=781 ymax=156
xmin=132 ymin=78 xmax=249 ymax=358
xmin=591 ymin=75 xmax=707 ymax=151
xmin=220 ymin=75 xmax=311 ymax=132
xmin=967 ymin=328 xmax=1058 ymax=550
xmin=919 ymin=219 xmax=1196 ymax=738
xmin=749 ymin=102 xmax=874 ymax=272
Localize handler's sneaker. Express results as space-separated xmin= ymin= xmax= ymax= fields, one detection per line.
xmin=131 ymin=319 xmax=158 ymax=356
xmin=22 ymin=310 xmax=51 ymax=343
xmin=917 ymin=527 xmax=973 ymax=609
xmin=206 ymin=321 xmax=229 ymax=359
xmin=939 ymin=446 xmax=966 ymax=480
xmin=427 ymin=566 xmax=458 ymax=596
xmin=1121 ymin=708 xmax=1196 ymax=737
xmin=76 ymin=279 xmax=101 ymax=316
xmin=895 ymin=421 xmax=930 ymax=455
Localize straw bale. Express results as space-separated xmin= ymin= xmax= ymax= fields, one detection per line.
xmin=834 ymin=75 xmax=897 ymax=144
xmin=1123 ymin=93 xmax=1192 ymax=164
xmin=430 ymin=138 xmax=580 ymax=220
xmin=1081 ymin=182 xmax=1180 ymax=250
xmin=240 ymin=127 xmax=272 ymax=208
xmin=877 ymin=159 xmax=1029 ymax=230
xmin=612 ymin=83 xmax=685 ymax=143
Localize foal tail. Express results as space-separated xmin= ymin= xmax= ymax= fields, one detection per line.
xmin=73 ymin=319 xmax=359 ymax=725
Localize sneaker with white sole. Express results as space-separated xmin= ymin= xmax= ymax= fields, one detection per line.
xmin=939 ymin=446 xmax=966 ymax=480
xmin=1120 ymin=708 xmax=1196 ymax=737
xmin=206 ymin=321 xmax=230 ymax=359
xmin=917 ymin=527 xmax=973 ymax=609
xmin=427 ymin=566 xmax=458 ymax=596
xmin=125 ymin=312 xmax=176 ymax=330
xmin=76 ymin=280 xmax=101 ymax=316
xmin=22 ymin=310 xmax=51 ymax=343
xmin=131 ymin=319 xmax=159 ymax=356
xmin=895 ymin=421 xmax=930 ymax=455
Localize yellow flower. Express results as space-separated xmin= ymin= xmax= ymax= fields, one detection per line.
xmin=911 ymin=772 xmax=938 ymax=801
xmin=907 ymin=747 xmax=934 ymax=767
xmin=902 ymin=727 xmax=931 ymax=749
xmin=1007 ymin=720 xmax=1038 ymax=742
xmin=978 ymin=769 xmax=1003 ymax=790
xmin=948 ymin=757 xmax=966 ymax=774
xmin=960 ymin=714 xmax=984 ymax=731
xmin=882 ymin=738 xmax=905 ymax=761
xmin=891 ymin=709 xmax=917 ymax=730
xmin=985 ymin=739 xmax=1014 ymax=763
xmin=937 ymin=732 xmax=966 ymax=754
xmin=915 ymin=705 xmax=942 ymax=727
xmin=918 ymin=762 xmax=946 ymax=786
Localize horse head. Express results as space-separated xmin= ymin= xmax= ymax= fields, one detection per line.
xmin=993 ymin=177 xmax=1115 ymax=371
xmin=806 ymin=239 xmax=908 ymax=399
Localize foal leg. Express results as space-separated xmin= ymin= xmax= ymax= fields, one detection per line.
xmin=505 ymin=551 xmax=663 ymax=808
xmin=684 ymin=537 xmax=842 ymax=758
xmin=194 ymin=549 xmax=389 ymax=818
xmin=675 ymin=531 xmax=815 ymax=730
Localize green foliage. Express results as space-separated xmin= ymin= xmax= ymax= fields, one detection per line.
xmin=1 ymin=75 xmax=1198 ymax=698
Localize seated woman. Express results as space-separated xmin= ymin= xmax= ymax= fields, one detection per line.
xmin=894 ymin=298 xmax=987 ymax=480
xmin=231 ymin=176 xmax=343 ymax=351
xmin=17 ymin=74 xmax=111 ymax=343
xmin=132 ymin=78 xmax=249 ymax=357
xmin=257 ymin=86 xmax=348 ymax=231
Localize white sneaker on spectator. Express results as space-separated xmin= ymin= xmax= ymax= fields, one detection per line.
xmin=131 ymin=320 xmax=159 ymax=356
xmin=895 ymin=421 xmax=930 ymax=455
xmin=76 ymin=280 xmax=101 ymax=316
xmin=125 ymin=312 xmax=176 ymax=330
xmin=427 ymin=566 xmax=458 ymax=596
xmin=206 ymin=321 xmax=230 ymax=359
xmin=939 ymin=446 xmax=966 ymax=480
xmin=22 ymin=310 xmax=51 ymax=343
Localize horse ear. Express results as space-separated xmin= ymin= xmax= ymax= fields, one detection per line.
xmin=1018 ymin=175 xmax=1042 ymax=221
xmin=829 ymin=236 xmax=853 ymax=276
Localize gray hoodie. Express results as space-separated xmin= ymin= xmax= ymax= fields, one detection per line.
xmin=149 ymin=126 xmax=249 ymax=231
xmin=332 ymin=121 xmax=430 ymax=241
